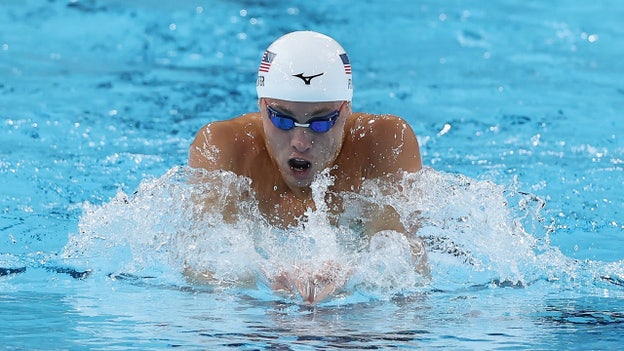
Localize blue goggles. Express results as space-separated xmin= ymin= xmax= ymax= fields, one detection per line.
xmin=264 ymin=101 xmax=346 ymax=133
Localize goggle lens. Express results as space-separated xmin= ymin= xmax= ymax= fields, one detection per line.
xmin=265 ymin=101 xmax=345 ymax=133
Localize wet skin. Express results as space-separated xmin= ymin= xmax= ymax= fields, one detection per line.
xmin=189 ymin=98 xmax=422 ymax=228
xmin=188 ymin=98 xmax=425 ymax=303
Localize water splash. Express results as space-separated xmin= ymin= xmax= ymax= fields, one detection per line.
xmin=59 ymin=166 xmax=624 ymax=301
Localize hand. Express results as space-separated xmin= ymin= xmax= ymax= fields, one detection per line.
xmin=270 ymin=260 xmax=350 ymax=304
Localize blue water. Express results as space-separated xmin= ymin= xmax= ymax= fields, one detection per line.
xmin=2 ymin=0 xmax=623 ymax=349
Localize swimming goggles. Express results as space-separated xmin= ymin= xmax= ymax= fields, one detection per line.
xmin=264 ymin=100 xmax=346 ymax=133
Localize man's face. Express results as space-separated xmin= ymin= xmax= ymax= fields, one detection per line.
xmin=260 ymin=98 xmax=349 ymax=191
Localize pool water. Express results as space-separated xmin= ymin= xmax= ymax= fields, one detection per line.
xmin=2 ymin=0 xmax=623 ymax=349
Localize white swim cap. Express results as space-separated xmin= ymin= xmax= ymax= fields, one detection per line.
xmin=256 ymin=31 xmax=353 ymax=102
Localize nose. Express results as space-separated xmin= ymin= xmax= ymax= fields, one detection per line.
xmin=290 ymin=127 xmax=313 ymax=153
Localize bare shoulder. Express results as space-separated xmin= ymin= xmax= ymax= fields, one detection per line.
xmin=345 ymin=112 xmax=422 ymax=174
xmin=347 ymin=112 xmax=414 ymax=136
xmin=189 ymin=113 xmax=263 ymax=170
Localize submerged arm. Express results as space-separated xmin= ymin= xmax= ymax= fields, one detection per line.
xmin=188 ymin=118 xmax=258 ymax=223
xmin=361 ymin=114 xmax=428 ymax=272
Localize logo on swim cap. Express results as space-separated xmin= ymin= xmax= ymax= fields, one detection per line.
xmin=256 ymin=31 xmax=353 ymax=102
xmin=293 ymin=72 xmax=324 ymax=85
xmin=259 ymin=50 xmax=276 ymax=72
xmin=339 ymin=53 xmax=351 ymax=74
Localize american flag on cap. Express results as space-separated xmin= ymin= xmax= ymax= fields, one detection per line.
xmin=340 ymin=53 xmax=351 ymax=75
xmin=259 ymin=50 xmax=276 ymax=72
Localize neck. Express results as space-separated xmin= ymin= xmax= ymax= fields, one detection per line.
xmin=259 ymin=182 xmax=316 ymax=228
xmin=286 ymin=183 xmax=312 ymax=200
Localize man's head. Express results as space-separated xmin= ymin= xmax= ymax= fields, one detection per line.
xmin=256 ymin=31 xmax=353 ymax=191
xmin=256 ymin=31 xmax=352 ymax=103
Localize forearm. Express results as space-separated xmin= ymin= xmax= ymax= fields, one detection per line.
xmin=365 ymin=204 xmax=429 ymax=275
xmin=364 ymin=203 xmax=405 ymax=236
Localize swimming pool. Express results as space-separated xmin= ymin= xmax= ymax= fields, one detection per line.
xmin=1 ymin=0 xmax=623 ymax=349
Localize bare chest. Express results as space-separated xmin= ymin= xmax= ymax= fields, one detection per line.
xmin=253 ymin=170 xmax=362 ymax=228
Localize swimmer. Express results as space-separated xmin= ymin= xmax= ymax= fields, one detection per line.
xmin=188 ymin=31 xmax=427 ymax=303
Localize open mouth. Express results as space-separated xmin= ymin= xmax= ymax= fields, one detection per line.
xmin=288 ymin=158 xmax=312 ymax=171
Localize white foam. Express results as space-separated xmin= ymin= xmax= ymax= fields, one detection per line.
xmin=61 ymin=166 xmax=623 ymax=300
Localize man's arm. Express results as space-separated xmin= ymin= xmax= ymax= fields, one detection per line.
xmin=189 ymin=121 xmax=233 ymax=171
xmin=367 ymin=114 xmax=422 ymax=175
xmin=187 ymin=120 xmax=247 ymax=224
xmin=363 ymin=114 xmax=422 ymax=230
xmin=363 ymin=114 xmax=428 ymax=272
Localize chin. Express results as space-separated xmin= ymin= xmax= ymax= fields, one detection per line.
xmin=290 ymin=177 xmax=314 ymax=189
xmin=284 ymin=172 xmax=314 ymax=189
